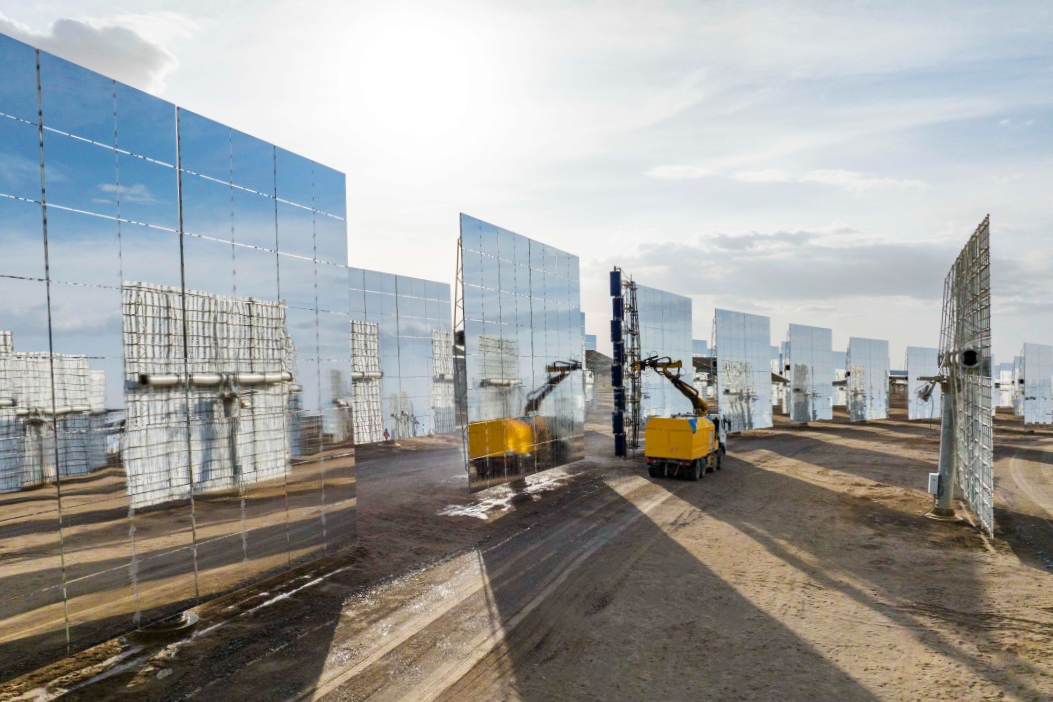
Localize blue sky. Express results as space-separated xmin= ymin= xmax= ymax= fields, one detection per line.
xmin=2 ymin=0 xmax=1051 ymax=364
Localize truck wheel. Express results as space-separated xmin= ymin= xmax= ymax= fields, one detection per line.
xmin=716 ymin=450 xmax=723 ymax=471
xmin=692 ymin=460 xmax=702 ymax=481
xmin=647 ymin=464 xmax=656 ymax=478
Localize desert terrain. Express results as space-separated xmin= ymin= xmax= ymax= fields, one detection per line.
xmin=3 ymin=383 xmax=1053 ymax=701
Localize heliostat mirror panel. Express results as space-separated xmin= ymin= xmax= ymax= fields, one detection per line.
xmin=785 ymin=324 xmax=834 ymax=422
xmin=1021 ymin=343 xmax=1053 ymax=425
xmin=637 ymin=285 xmax=693 ymax=420
xmin=459 ymin=214 xmax=584 ymax=492
xmin=713 ymin=309 xmax=772 ymax=431
xmin=0 ymin=32 xmax=353 ymax=680
xmin=846 ymin=337 xmax=890 ymax=421
xmin=348 ymin=269 xmax=453 ymax=443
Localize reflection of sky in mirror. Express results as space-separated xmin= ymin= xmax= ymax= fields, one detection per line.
xmin=349 ymin=267 xmax=452 ymax=438
xmin=637 ymin=283 xmax=692 ymax=419
xmin=714 ymin=308 xmax=773 ymax=430
xmin=0 ymin=32 xmax=355 ymax=681
xmin=460 ymin=214 xmax=584 ymax=485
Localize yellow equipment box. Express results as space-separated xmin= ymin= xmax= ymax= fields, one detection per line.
xmin=644 ymin=416 xmax=716 ymax=461
xmin=467 ymin=417 xmax=534 ymax=460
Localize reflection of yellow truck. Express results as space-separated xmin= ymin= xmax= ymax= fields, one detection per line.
xmin=633 ymin=356 xmax=725 ymax=481
xmin=468 ymin=361 xmax=579 ymax=480
xmin=468 ymin=417 xmax=534 ymax=477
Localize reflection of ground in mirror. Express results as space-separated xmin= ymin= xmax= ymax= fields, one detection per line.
xmin=438 ymin=466 xmax=577 ymax=521
xmin=11 ymin=370 xmax=1053 ymax=700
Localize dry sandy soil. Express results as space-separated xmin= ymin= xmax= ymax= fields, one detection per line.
xmin=4 ymin=389 xmax=1053 ymax=701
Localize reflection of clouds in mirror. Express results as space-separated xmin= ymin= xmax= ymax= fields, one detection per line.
xmin=0 ymin=33 xmax=353 ymax=679
xmin=99 ymin=182 xmax=156 ymax=204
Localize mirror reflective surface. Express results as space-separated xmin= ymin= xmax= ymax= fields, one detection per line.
xmin=906 ymin=346 xmax=941 ymax=421
xmin=0 ymin=34 xmax=354 ymax=682
xmin=458 ymin=215 xmax=584 ymax=493
xmin=1020 ymin=343 xmax=1053 ymax=425
xmin=785 ymin=324 xmax=834 ymax=422
xmin=637 ymin=285 xmax=693 ymax=420
xmin=714 ymin=309 xmax=773 ymax=432
xmin=846 ymin=337 xmax=890 ymax=422
xmin=348 ymin=269 xmax=453 ymax=443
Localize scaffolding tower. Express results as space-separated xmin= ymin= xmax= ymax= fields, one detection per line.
xmin=611 ymin=268 xmax=641 ymax=456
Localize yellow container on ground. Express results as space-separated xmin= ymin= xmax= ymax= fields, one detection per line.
xmin=644 ymin=417 xmax=716 ymax=461
xmin=467 ymin=418 xmax=534 ymax=459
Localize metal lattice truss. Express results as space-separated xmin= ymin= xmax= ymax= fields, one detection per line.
xmin=939 ymin=215 xmax=994 ymax=535
xmin=475 ymin=336 xmax=523 ymax=421
xmin=351 ymin=320 xmax=384 ymax=444
xmin=122 ymin=283 xmax=296 ymax=509
xmin=0 ymin=337 xmax=109 ymax=493
xmin=432 ymin=329 xmax=456 ymax=434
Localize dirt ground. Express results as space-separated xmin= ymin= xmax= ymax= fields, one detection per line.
xmin=5 ymin=386 xmax=1053 ymax=701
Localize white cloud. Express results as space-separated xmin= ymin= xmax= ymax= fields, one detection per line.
xmin=600 ymin=224 xmax=957 ymax=303
xmin=732 ymin=169 xmax=924 ymax=193
xmin=645 ymin=165 xmax=711 ymax=180
xmin=0 ymin=12 xmax=196 ymax=93
xmin=1000 ymin=118 xmax=1011 ymax=125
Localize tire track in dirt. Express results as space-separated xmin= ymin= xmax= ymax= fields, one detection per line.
xmin=314 ymin=462 xmax=743 ymax=701
xmin=292 ymin=474 xmax=683 ymax=700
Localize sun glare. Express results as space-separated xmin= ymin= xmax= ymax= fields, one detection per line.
xmin=359 ymin=20 xmax=477 ymax=141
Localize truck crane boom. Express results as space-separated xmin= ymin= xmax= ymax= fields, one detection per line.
xmin=524 ymin=360 xmax=582 ymax=415
xmin=626 ymin=355 xmax=724 ymax=481
xmin=468 ymin=359 xmax=584 ymax=481
xmin=630 ymin=356 xmax=708 ymax=416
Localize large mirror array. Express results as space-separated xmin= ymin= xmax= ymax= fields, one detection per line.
xmin=713 ymin=309 xmax=772 ymax=431
xmin=458 ymin=214 xmax=584 ymax=492
xmin=0 ymin=34 xmax=354 ymax=681
xmin=783 ymin=324 xmax=834 ymax=422
xmin=846 ymin=337 xmax=890 ymax=422
xmin=637 ymin=285 xmax=693 ymax=419
xmin=348 ymin=269 xmax=454 ymax=443
xmin=906 ymin=347 xmax=942 ymax=420
xmin=1019 ymin=343 xmax=1053 ymax=425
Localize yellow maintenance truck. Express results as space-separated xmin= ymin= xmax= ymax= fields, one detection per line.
xmin=634 ymin=356 xmax=726 ymax=481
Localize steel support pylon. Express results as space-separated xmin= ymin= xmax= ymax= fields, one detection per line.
xmin=928 ymin=382 xmax=961 ymax=521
